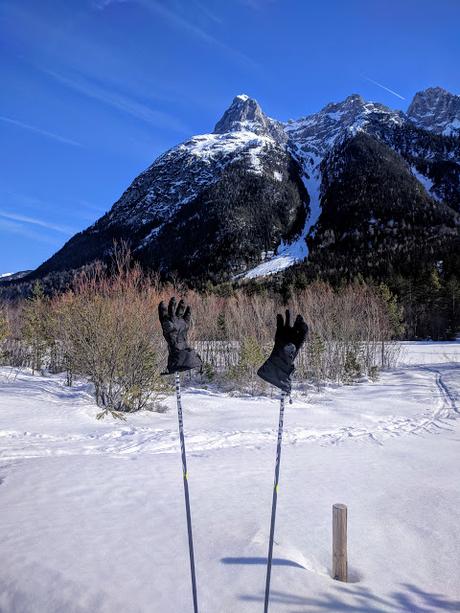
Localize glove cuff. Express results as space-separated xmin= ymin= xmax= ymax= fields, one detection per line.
xmin=257 ymin=344 xmax=296 ymax=393
xmin=164 ymin=347 xmax=202 ymax=375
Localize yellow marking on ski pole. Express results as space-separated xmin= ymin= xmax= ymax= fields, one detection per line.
xmin=275 ymin=484 xmax=279 ymax=493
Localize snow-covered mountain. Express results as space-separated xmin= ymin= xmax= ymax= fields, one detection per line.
xmin=407 ymin=87 xmax=460 ymax=137
xmin=0 ymin=270 xmax=32 ymax=283
xmin=30 ymin=87 xmax=459 ymax=285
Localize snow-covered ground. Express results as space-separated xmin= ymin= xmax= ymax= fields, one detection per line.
xmin=1 ymin=342 xmax=459 ymax=612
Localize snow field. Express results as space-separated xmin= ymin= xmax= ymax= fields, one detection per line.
xmin=0 ymin=342 xmax=459 ymax=612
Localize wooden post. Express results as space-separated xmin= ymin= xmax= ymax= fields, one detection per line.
xmin=332 ymin=503 xmax=348 ymax=582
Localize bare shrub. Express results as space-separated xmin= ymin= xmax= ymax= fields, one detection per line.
xmin=5 ymin=254 xmax=402 ymax=399
xmin=52 ymin=259 xmax=168 ymax=417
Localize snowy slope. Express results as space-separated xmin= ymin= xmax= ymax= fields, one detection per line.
xmin=100 ymin=94 xmax=288 ymax=236
xmin=107 ymin=130 xmax=281 ymax=234
xmin=243 ymin=96 xmax=408 ymax=279
xmin=32 ymin=88 xmax=460 ymax=282
xmin=1 ymin=343 xmax=460 ymax=612
xmin=0 ymin=271 xmax=32 ymax=285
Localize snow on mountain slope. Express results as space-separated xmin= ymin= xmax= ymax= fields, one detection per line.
xmin=243 ymin=155 xmax=321 ymax=279
xmin=411 ymin=165 xmax=443 ymax=202
xmin=0 ymin=270 xmax=31 ymax=283
xmin=106 ymin=128 xmax=281 ymax=234
xmin=94 ymin=94 xmax=292 ymax=247
xmin=243 ymin=95 xmax=409 ymax=279
xmin=285 ymin=94 xmax=404 ymax=159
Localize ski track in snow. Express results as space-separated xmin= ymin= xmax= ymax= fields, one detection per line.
xmin=423 ymin=366 xmax=459 ymax=414
xmin=0 ymin=364 xmax=458 ymax=461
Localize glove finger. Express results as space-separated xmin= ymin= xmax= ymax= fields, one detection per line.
xmin=285 ymin=309 xmax=291 ymax=329
xmin=295 ymin=313 xmax=308 ymax=332
xmin=176 ymin=299 xmax=186 ymax=318
xmin=168 ymin=297 xmax=177 ymax=319
xmin=183 ymin=306 xmax=192 ymax=324
xmin=276 ymin=313 xmax=284 ymax=331
xmin=158 ymin=301 xmax=168 ymax=323
xmin=294 ymin=314 xmax=309 ymax=348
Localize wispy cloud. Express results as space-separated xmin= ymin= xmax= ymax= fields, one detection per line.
xmin=362 ymin=76 xmax=406 ymax=100
xmin=2 ymin=3 xmax=181 ymax=106
xmin=0 ymin=190 xmax=105 ymax=224
xmin=92 ymin=0 xmax=128 ymax=7
xmin=239 ymin=0 xmax=277 ymax=10
xmin=42 ymin=69 xmax=190 ymax=134
xmin=0 ymin=210 xmax=75 ymax=235
xmin=192 ymin=0 xmax=223 ymax=24
xmin=0 ymin=219 xmax=62 ymax=246
xmin=0 ymin=115 xmax=82 ymax=146
xmin=143 ymin=1 xmax=258 ymax=68
xmin=75 ymin=199 xmax=106 ymax=215
xmin=97 ymin=0 xmax=257 ymax=68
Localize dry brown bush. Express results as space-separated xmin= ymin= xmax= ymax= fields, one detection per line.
xmin=4 ymin=252 xmax=401 ymax=403
xmin=51 ymin=259 xmax=169 ymax=416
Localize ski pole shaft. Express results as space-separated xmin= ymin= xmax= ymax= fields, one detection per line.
xmin=264 ymin=391 xmax=286 ymax=613
xmin=175 ymin=372 xmax=199 ymax=613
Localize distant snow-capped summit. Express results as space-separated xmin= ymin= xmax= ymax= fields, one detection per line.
xmin=0 ymin=271 xmax=31 ymax=283
xmin=285 ymin=93 xmax=404 ymax=158
xmin=214 ymin=94 xmax=286 ymax=142
xmin=407 ymin=86 xmax=460 ymax=136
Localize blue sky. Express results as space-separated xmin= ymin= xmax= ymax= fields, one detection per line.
xmin=1 ymin=0 xmax=459 ymax=273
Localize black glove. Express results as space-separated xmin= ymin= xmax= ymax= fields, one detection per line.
xmin=257 ymin=310 xmax=308 ymax=394
xmin=158 ymin=297 xmax=202 ymax=374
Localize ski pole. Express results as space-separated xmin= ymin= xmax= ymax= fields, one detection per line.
xmin=264 ymin=391 xmax=286 ymax=613
xmin=175 ymin=371 xmax=199 ymax=613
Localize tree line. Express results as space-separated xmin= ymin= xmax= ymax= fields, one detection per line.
xmin=0 ymin=251 xmax=405 ymax=417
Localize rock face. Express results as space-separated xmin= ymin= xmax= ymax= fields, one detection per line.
xmin=407 ymin=87 xmax=460 ymax=136
xmin=214 ymin=94 xmax=286 ymax=142
xmin=31 ymin=88 xmax=460 ymax=284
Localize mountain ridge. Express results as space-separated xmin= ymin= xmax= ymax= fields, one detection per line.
xmin=22 ymin=86 xmax=460 ymax=286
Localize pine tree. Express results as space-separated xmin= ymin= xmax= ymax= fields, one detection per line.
xmin=232 ymin=336 xmax=265 ymax=394
xmin=306 ymin=332 xmax=326 ymax=390
xmin=0 ymin=309 xmax=9 ymax=364
xmin=443 ymin=276 xmax=460 ymax=339
xmin=378 ymin=283 xmax=404 ymax=337
xmin=217 ymin=311 xmax=227 ymax=340
xmin=22 ymin=281 xmax=52 ymax=374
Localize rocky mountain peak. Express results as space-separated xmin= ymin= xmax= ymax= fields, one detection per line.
xmin=214 ymin=94 xmax=264 ymax=132
xmin=342 ymin=93 xmax=365 ymax=106
xmin=213 ymin=94 xmax=286 ymax=142
xmin=285 ymin=93 xmax=403 ymax=159
xmin=407 ymin=86 xmax=460 ymax=136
